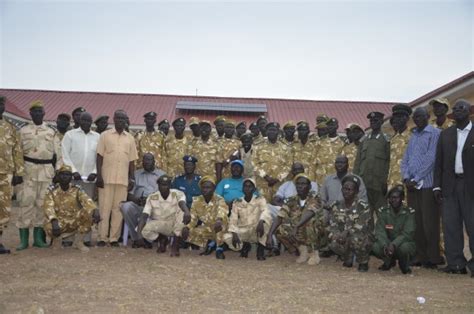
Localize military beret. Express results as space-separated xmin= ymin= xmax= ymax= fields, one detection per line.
xmin=57 ymin=113 xmax=71 ymax=120
xmin=316 ymin=122 xmax=328 ymax=129
xmin=249 ymin=122 xmax=258 ymax=129
xmin=429 ymin=98 xmax=450 ymax=109
xmin=367 ymin=111 xmax=384 ymax=119
xmin=199 ymin=120 xmax=211 ymax=126
xmin=240 ymin=131 xmax=253 ymax=140
xmin=58 ymin=165 xmax=73 ymax=173
xmin=387 ymin=185 xmax=405 ymax=198
xmin=183 ymin=155 xmax=198 ymax=164
xmin=199 ymin=175 xmax=216 ymax=187
xmin=283 ymin=120 xmax=296 ymax=129
xmin=94 ymin=115 xmax=109 ymax=124
xmin=29 ymin=100 xmax=44 ymax=110
xmin=143 ymin=111 xmax=157 ymax=118
xmin=189 ymin=117 xmax=200 ymax=126
xmin=172 ymin=117 xmax=186 ymax=125
xmin=341 ymin=174 xmax=361 ymax=189
xmin=243 ymin=177 xmax=256 ymax=188
xmin=392 ymin=104 xmax=413 ymax=116
xmin=157 ymin=174 xmax=172 ymax=184
xmin=345 ymin=123 xmax=363 ymax=132
xmin=214 ymin=115 xmax=226 ymax=123
xmin=256 ymin=115 xmax=267 ymax=123
xmin=72 ymin=107 xmax=86 ymax=115
xmin=236 ymin=121 xmax=246 ymax=128
xmin=316 ymin=114 xmax=329 ymax=122
xmin=230 ymin=159 xmax=244 ymax=168
xmin=224 ymin=119 xmax=235 ymax=127
xmin=158 ymin=119 xmax=169 ymax=126
xmin=293 ymin=173 xmax=311 ymax=184
xmin=265 ymin=122 xmax=280 ymax=130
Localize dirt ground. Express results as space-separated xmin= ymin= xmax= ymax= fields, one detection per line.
xmin=1 ymin=212 xmax=473 ymax=313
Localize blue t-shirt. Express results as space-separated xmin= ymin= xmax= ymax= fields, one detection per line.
xmin=172 ymin=174 xmax=202 ymax=209
xmin=215 ymin=177 xmax=245 ymax=203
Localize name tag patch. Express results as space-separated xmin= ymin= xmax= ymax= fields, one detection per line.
xmin=385 ymin=224 xmax=394 ymax=230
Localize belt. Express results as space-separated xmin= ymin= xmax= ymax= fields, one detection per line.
xmin=455 ymin=173 xmax=464 ymax=179
xmin=24 ymin=156 xmax=54 ymax=165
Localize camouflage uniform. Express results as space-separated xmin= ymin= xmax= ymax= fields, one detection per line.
xmin=313 ymin=136 xmax=345 ymax=184
xmin=223 ymin=195 xmax=273 ymax=250
xmin=135 ymin=130 xmax=166 ymax=170
xmin=0 ymin=119 xmax=24 ymax=231
xmin=276 ymin=191 xmax=326 ymax=253
xmin=387 ymin=130 xmax=411 ymax=189
xmin=430 ymin=118 xmax=453 ymax=130
xmin=164 ymin=136 xmax=189 ymax=178
xmin=340 ymin=142 xmax=358 ymax=171
xmin=253 ymin=139 xmax=292 ymax=202
xmin=239 ymin=147 xmax=255 ymax=179
xmin=328 ymin=199 xmax=373 ymax=264
xmin=373 ymin=205 xmax=416 ymax=265
xmin=43 ymin=183 xmax=97 ymax=236
xmin=219 ymin=137 xmax=241 ymax=179
xmin=18 ymin=123 xmax=62 ymax=228
xmin=292 ymin=139 xmax=317 ymax=181
xmin=188 ymin=138 xmax=220 ymax=179
xmin=186 ymin=194 xmax=228 ymax=247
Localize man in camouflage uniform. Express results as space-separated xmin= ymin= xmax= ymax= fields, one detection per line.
xmin=280 ymin=121 xmax=296 ymax=146
xmin=341 ymin=123 xmax=365 ymax=171
xmin=188 ymin=116 xmax=201 ymax=142
xmin=223 ymin=178 xmax=272 ymax=260
xmin=293 ymin=121 xmax=317 ymax=180
xmin=182 ymin=176 xmax=228 ymax=259
xmin=267 ymin=174 xmax=326 ymax=265
xmin=253 ymin=116 xmax=267 ymax=145
xmin=164 ymin=117 xmax=189 ymax=178
xmin=137 ymin=175 xmax=191 ymax=257
xmin=253 ymin=122 xmax=292 ymax=202
xmin=188 ymin=121 xmax=221 ymax=181
xmin=235 ymin=121 xmax=247 ymax=138
xmin=249 ymin=122 xmax=260 ymax=139
xmin=310 ymin=114 xmax=330 ymax=141
xmin=43 ymin=165 xmax=99 ymax=252
xmin=354 ymin=111 xmax=390 ymax=214
xmin=329 ymin=175 xmax=373 ymax=272
xmin=135 ymin=112 xmax=166 ymax=170
xmin=0 ymin=96 xmax=25 ymax=254
xmin=158 ymin=119 xmax=170 ymax=137
xmin=218 ymin=120 xmax=241 ymax=179
xmin=238 ymin=131 xmax=255 ymax=179
xmin=373 ymin=185 xmax=415 ymax=274
xmin=387 ymin=104 xmax=412 ymax=189
xmin=313 ymin=118 xmax=345 ymax=184
xmin=17 ymin=100 xmax=62 ymax=250
xmin=212 ymin=115 xmax=226 ymax=140
xmin=429 ymin=98 xmax=452 ymax=130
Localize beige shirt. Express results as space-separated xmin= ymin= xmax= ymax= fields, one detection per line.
xmin=228 ymin=195 xmax=272 ymax=233
xmin=143 ymin=189 xmax=186 ymax=220
xmin=96 ymin=129 xmax=138 ymax=186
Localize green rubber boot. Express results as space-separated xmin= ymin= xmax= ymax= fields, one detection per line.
xmin=16 ymin=228 xmax=29 ymax=251
xmin=33 ymin=227 xmax=49 ymax=248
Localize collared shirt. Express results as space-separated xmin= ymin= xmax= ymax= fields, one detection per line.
xmin=172 ymin=174 xmax=202 ymax=208
xmin=401 ymin=125 xmax=440 ymax=188
xmin=131 ymin=168 xmax=165 ymax=199
xmin=455 ymin=121 xmax=472 ymax=174
xmin=96 ymin=129 xmax=138 ymax=186
xmin=319 ymin=173 xmax=368 ymax=206
xmin=215 ymin=177 xmax=245 ymax=203
xmin=62 ymin=128 xmax=100 ymax=176
xmin=143 ymin=189 xmax=186 ymax=220
xmin=275 ymin=180 xmax=318 ymax=199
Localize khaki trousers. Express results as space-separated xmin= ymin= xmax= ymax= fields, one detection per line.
xmin=16 ymin=179 xmax=50 ymax=228
xmin=98 ymin=184 xmax=127 ymax=242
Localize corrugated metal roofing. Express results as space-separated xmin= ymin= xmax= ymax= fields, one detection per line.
xmin=176 ymin=101 xmax=267 ymax=113
xmin=0 ymin=88 xmax=397 ymax=130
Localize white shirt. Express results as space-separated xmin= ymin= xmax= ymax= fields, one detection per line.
xmin=455 ymin=121 xmax=472 ymax=174
xmin=62 ymin=128 xmax=100 ymax=175
xmin=275 ymin=180 xmax=318 ymax=199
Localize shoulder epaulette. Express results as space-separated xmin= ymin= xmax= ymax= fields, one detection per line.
xmin=382 ymin=133 xmax=391 ymax=142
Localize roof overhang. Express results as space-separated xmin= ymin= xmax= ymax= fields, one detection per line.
xmin=176 ymin=101 xmax=267 ymax=113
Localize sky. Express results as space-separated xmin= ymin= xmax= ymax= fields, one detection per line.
xmin=0 ymin=0 xmax=473 ymax=103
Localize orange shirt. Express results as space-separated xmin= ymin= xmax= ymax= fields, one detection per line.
xmin=97 ymin=129 xmax=138 ymax=186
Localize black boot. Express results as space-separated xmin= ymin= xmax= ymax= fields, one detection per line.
xmin=257 ymin=243 xmax=266 ymax=261
xmin=378 ymin=258 xmax=396 ymax=271
xmin=215 ymin=248 xmax=225 ymax=259
xmin=399 ymin=258 xmax=412 ymax=274
xmin=200 ymin=240 xmax=216 ymax=256
xmin=240 ymin=242 xmax=251 ymax=258
xmin=0 ymin=243 xmax=11 ymax=254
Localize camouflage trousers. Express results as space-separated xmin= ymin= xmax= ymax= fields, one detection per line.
xmin=44 ymin=210 xmax=93 ymax=237
xmin=16 ymin=179 xmax=50 ymax=228
xmin=188 ymin=225 xmax=226 ymax=248
xmin=276 ymin=219 xmax=327 ymax=254
xmin=372 ymin=240 xmax=416 ymax=265
xmin=256 ymin=177 xmax=282 ymax=203
xmin=223 ymin=223 xmax=270 ymax=251
xmin=0 ymin=174 xmax=13 ymax=231
xmin=329 ymin=231 xmax=373 ymax=264
xmin=142 ymin=212 xmax=185 ymax=242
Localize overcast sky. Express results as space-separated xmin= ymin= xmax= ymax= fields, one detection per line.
xmin=0 ymin=0 xmax=472 ymax=102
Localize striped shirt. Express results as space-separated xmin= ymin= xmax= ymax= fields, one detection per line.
xmin=401 ymin=125 xmax=440 ymax=188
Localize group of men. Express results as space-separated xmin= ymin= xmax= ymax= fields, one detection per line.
xmin=0 ymin=95 xmax=472 ymax=277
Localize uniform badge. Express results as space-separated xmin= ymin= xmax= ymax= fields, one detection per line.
xmin=385 ymin=224 xmax=394 ymax=230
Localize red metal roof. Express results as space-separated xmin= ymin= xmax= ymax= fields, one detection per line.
xmin=0 ymin=88 xmax=397 ymax=130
